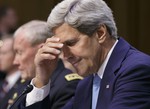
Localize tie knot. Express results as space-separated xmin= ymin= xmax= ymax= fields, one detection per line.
xmin=93 ymin=74 xmax=101 ymax=85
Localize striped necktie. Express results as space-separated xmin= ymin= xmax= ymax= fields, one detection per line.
xmin=0 ymin=80 xmax=8 ymax=101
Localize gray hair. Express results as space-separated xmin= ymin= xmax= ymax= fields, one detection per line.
xmin=47 ymin=0 xmax=118 ymax=38
xmin=14 ymin=20 xmax=53 ymax=46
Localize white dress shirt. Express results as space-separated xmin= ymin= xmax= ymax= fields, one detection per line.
xmin=26 ymin=79 xmax=50 ymax=106
xmin=26 ymin=40 xmax=118 ymax=107
xmin=5 ymin=71 xmax=21 ymax=92
xmin=97 ymin=40 xmax=118 ymax=79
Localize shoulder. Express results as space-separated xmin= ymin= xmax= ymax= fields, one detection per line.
xmin=110 ymin=49 xmax=150 ymax=109
xmin=64 ymin=73 xmax=83 ymax=82
xmin=120 ymin=47 xmax=150 ymax=74
xmin=115 ymin=48 xmax=150 ymax=90
xmin=51 ymin=69 xmax=83 ymax=91
xmin=49 ymin=65 xmax=83 ymax=108
xmin=51 ymin=60 xmax=83 ymax=87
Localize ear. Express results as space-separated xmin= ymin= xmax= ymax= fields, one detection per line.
xmin=96 ymin=24 xmax=107 ymax=44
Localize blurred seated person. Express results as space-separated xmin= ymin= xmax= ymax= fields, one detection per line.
xmin=0 ymin=35 xmax=21 ymax=108
xmin=0 ymin=6 xmax=18 ymax=38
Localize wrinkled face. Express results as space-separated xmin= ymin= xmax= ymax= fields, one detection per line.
xmin=53 ymin=23 xmax=104 ymax=77
xmin=0 ymin=38 xmax=15 ymax=72
xmin=13 ymin=34 xmax=39 ymax=80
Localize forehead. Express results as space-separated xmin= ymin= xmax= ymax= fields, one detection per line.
xmin=14 ymin=34 xmax=31 ymax=50
xmin=53 ymin=23 xmax=80 ymax=43
xmin=1 ymin=38 xmax=13 ymax=51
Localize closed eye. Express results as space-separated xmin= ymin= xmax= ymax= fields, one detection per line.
xmin=15 ymin=50 xmax=22 ymax=55
xmin=65 ymin=39 xmax=79 ymax=47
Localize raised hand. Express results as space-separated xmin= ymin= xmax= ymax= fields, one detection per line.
xmin=33 ymin=37 xmax=64 ymax=88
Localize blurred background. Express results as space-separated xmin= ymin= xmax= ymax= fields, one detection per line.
xmin=0 ymin=0 xmax=150 ymax=54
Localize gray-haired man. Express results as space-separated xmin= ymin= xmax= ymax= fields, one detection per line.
xmin=20 ymin=0 xmax=150 ymax=109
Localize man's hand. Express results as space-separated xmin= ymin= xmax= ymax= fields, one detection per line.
xmin=33 ymin=37 xmax=63 ymax=88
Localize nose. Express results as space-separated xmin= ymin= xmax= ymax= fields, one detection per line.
xmin=13 ymin=55 xmax=19 ymax=65
xmin=62 ymin=45 xmax=72 ymax=60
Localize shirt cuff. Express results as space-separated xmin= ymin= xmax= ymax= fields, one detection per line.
xmin=26 ymin=79 xmax=50 ymax=107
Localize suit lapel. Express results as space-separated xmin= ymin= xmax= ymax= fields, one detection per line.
xmin=73 ymin=75 xmax=93 ymax=109
xmin=97 ymin=38 xmax=131 ymax=109
xmin=84 ymin=75 xmax=93 ymax=109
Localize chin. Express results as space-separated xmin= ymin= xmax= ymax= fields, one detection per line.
xmin=77 ymin=65 xmax=94 ymax=77
xmin=21 ymin=73 xmax=28 ymax=80
xmin=77 ymin=70 xmax=89 ymax=77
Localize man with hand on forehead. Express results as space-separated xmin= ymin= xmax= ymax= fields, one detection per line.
xmin=20 ymin=0 xmax=150 ymax=109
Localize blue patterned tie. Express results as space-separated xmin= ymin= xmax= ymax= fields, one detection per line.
xmin=92 ymin=74 xmax=101 ymax=109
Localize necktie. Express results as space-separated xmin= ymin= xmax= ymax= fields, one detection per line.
xmin=92 ymin=74 xmax=101 ymax=109
xmin=0 ymin=80 xmax=8 ymax=101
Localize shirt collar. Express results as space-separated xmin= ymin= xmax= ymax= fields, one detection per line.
xmin=5 ymin=71 xmax=21 ymax=90
xmin=97 ymin=40 xmax=118 ymax=79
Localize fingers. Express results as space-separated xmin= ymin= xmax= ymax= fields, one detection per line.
xmin=46 ymin=43 xmax=63 ymax=49
xmin=45 ymin=37 xmax=63 ymax=48
xmin=35 ymin=37 xmax=64 ymax=65
xmin=34 ymin=49 xmax=57 ymax=66
xmin=40 ymin=46 xmax=61 ymax=56
xmin=46 ymin=37 xmax=60 ymax=43
xmin=36 ymin=46 xmax=60 ymax=63
xmin=33 ymin=37 xmax=63 ymax=87
xmin=37 ymin=53 xmax=56 ymax=61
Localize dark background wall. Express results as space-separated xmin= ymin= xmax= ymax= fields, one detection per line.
xmin=105 ymin=0 xmax=150 ymax=55
xmin=0 ymin=0 xmax=150 ymax=54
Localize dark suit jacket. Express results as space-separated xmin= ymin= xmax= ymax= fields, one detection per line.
xmin=19 ymin=38 xmax=150 ymax=109
xmin=0 ymin=78 xmax=30 ymax=109
xmin=19 ymin=60 xmax=81 ymax=109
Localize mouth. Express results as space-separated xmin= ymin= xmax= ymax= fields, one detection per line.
xmin=70 ymin=58 xmax=82 ymax=67
xmin=20 ymin=69 xmax=24 ymax=72
xmin=18 ymin=67 xmax=24 ymax=71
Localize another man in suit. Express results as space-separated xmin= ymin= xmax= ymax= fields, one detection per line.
xmin=20 ymin=0 xmax=150 ymax=109
xmin=12 ymin=20 xmax=81 ymax=109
